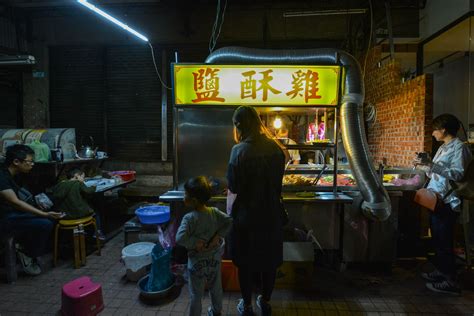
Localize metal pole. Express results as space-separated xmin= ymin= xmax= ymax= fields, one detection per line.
xmin=333 ymin=107 xmax=338 ymax=195
xmin=161 ymin=49 xmax=168 ymax=161
xmin=385 ymin=0 xmax=395 ymax=59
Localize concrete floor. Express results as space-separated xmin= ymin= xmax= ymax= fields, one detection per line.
xmin=0 ymin=233 xmax=473 ymax=316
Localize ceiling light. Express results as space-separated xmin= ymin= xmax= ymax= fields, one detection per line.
xmin=0 ymin=55 xmax=36 ymax=66
xmin=273 ymin=117 xmax=283 ymax=129
xmin=283 ymin=9 xmax=367 ymax=18
xmin=77 ymin=0 xmax=149 ymax=42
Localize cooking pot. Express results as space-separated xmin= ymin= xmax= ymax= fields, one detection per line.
xmin=77 ymin=136 xmax=97 ymax=159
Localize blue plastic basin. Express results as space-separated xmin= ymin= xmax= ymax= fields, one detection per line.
xmin=135 ymin=205 xmax=170 ymax=224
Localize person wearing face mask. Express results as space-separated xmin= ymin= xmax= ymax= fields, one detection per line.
xmin=414 ymin=114 xmax=472 ymax=295
xmin=227 ymin=106 xmax=286 ymax=316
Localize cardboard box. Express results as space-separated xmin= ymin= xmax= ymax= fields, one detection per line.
xmin=275 ymin=261 xmax=314 ymax=289
xmin=283 ymin=242 xmax=314 ymax=261
xmin=276 ymin=242 xmax=314 ymax=289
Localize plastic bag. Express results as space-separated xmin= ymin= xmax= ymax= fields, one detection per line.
xmin=35 ymin=193 xmax=54 ymax=210
xmin=27 ymin=140 xmax=50 ymax=162
xmin=146 ymin=243 xmax=174 ymax=292
xmin=18 ymin=187 xmax=35 ymax=206
xmin=157 ymin=226 xmax=171 ymax=249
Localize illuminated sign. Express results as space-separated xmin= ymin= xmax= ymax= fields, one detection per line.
xmin=173 ymin=64 xmax=342 ymax=106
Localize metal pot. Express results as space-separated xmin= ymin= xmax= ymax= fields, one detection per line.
xmin=78 ymin=146 xmax=96 ymax=159
xmin=78 ymin=136 xmax=97 ymax=159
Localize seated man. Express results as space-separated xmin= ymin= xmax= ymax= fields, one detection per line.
xmin=0 ymin=144 xmax=63 ymax=275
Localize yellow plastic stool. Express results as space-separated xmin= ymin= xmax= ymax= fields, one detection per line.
xmin=53 ymin=216 xmax=101 ymax=268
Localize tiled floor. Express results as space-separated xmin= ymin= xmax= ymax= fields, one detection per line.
xmin=1 ymin=233 xmax=473 ymax=315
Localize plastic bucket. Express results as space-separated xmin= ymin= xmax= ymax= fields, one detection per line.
xmin=135 ymin=205 xmax=170 ymax=224
xmin=122 ymin=242 xmax=155 ymax=281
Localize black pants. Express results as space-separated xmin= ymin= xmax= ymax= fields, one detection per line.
xmin=429 ymin=204 xmax=458 ymax=278
xmin=238 ymin=264 xmax=276 ymax=305
xmin=4 ymin=215 xmax=53 ymax=258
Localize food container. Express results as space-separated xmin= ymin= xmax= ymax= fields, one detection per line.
xmin=221 ymin=260 xmax=240 ymax=291
xmin=109 ymin=170 xmax=136 ymax=181
xmin=121 ymin=242 xmax=155 ymax=281
xmin=135 ymin=205 xmax=170 ymax=224
xmin=137 ymin=274 xmax=175 ymax=300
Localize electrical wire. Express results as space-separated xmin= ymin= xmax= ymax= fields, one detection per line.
xmin=469 ymin=17 xmax=472 ymax=141
xmin=364 ymin=103 xmax=377 ymax=125
xmin=209 ymin=0 xmax=220 ymax=53
xmin=209 ymin=0 xmax=228 ymax=53
xmin=148 ymin=42 xmax=172 ymax=90
xmin=362 ymin=0 xmax=373 ymax=80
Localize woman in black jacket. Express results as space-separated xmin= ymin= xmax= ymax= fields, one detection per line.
xmin=227 ymin=105 xmax=286 ymax=316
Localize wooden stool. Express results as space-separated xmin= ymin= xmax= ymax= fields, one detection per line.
xmin=53 ymin=216 xmax=101 ymax=268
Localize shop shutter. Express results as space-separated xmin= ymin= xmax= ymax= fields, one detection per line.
xmin=49 ymin=46 xmax=105 ymax=149
xmin=105 ymin=45 xmax=161 ymax=161
xmin=49 ymin=45 xmax=209 ymax=161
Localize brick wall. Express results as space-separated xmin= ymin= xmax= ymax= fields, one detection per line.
xmin=363 ymin=46 xmax=433 ymax=167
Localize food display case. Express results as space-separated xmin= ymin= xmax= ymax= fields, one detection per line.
xmin=282 ymin=164 xmax=425 ymax=192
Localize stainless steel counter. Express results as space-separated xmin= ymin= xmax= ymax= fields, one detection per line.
xmin=159 ymin=190 xmax=352 ymax=204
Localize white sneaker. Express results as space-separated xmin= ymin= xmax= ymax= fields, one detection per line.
xmin=426 ymin=280 xmax=461 ymax=296
xmin=421 ymin=269 xmax=446 ymax=282
xmin=17 ymin=251 xmax=42 ymax=276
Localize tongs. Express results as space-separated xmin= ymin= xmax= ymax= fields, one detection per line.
xmin=284 ymin=159 xmax=293 ymax=171
xmin=312 ymin=164 xmax=328 ymax=185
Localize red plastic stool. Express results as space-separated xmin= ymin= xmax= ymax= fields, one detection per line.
xmin=61 ymin=276 xmax=104 ymax=316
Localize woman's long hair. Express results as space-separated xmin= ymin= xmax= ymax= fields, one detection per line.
xmin=232 ymin=106 xmax=265 ymax=141
xmin=232 ymin=105 xmax=288 ymax=158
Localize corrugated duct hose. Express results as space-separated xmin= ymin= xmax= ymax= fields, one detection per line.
xmin=205 ymin=46 xmax=391 ymax=221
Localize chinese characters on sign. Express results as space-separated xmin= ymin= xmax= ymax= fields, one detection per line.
xmin=175 ymin=65 xmax=341 ymax=106
xmin=240 ymin=69 xmax=282 ymax=101
xmin=286 ymin=70 xmax=322 ymax=103
xmin=192 ymin=68 xmax=225 ymax=103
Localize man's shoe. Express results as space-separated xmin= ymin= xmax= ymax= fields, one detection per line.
xmin=17 ymin=251 xmax=42 ymax=276
xmin=256 ymin=295 xmax=272 ymax=315
xmin=207 ymin=306 xmax=221 ymax=316
xmin=237 ymin=299 xmax=254 ymax=316
xmin=426 ymin=280 xmax=461 ymax=296
xmin=421 ymin=269 xmax=445 ymax=282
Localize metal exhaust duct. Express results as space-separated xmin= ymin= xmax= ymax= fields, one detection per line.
xmin=205 ymin=46 xmax=391 ymax=221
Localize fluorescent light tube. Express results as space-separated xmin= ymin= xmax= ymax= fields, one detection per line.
xmin=284 ymin=9 xmax=367 ymax=18
xmin=0 ymin=55 xmax=36 ymax=65
xmin=77 ymin=0 xmax=149 ymax=42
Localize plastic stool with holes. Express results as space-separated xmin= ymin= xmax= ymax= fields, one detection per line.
xmin=61 ymin=276 xmax=104 ymax=316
